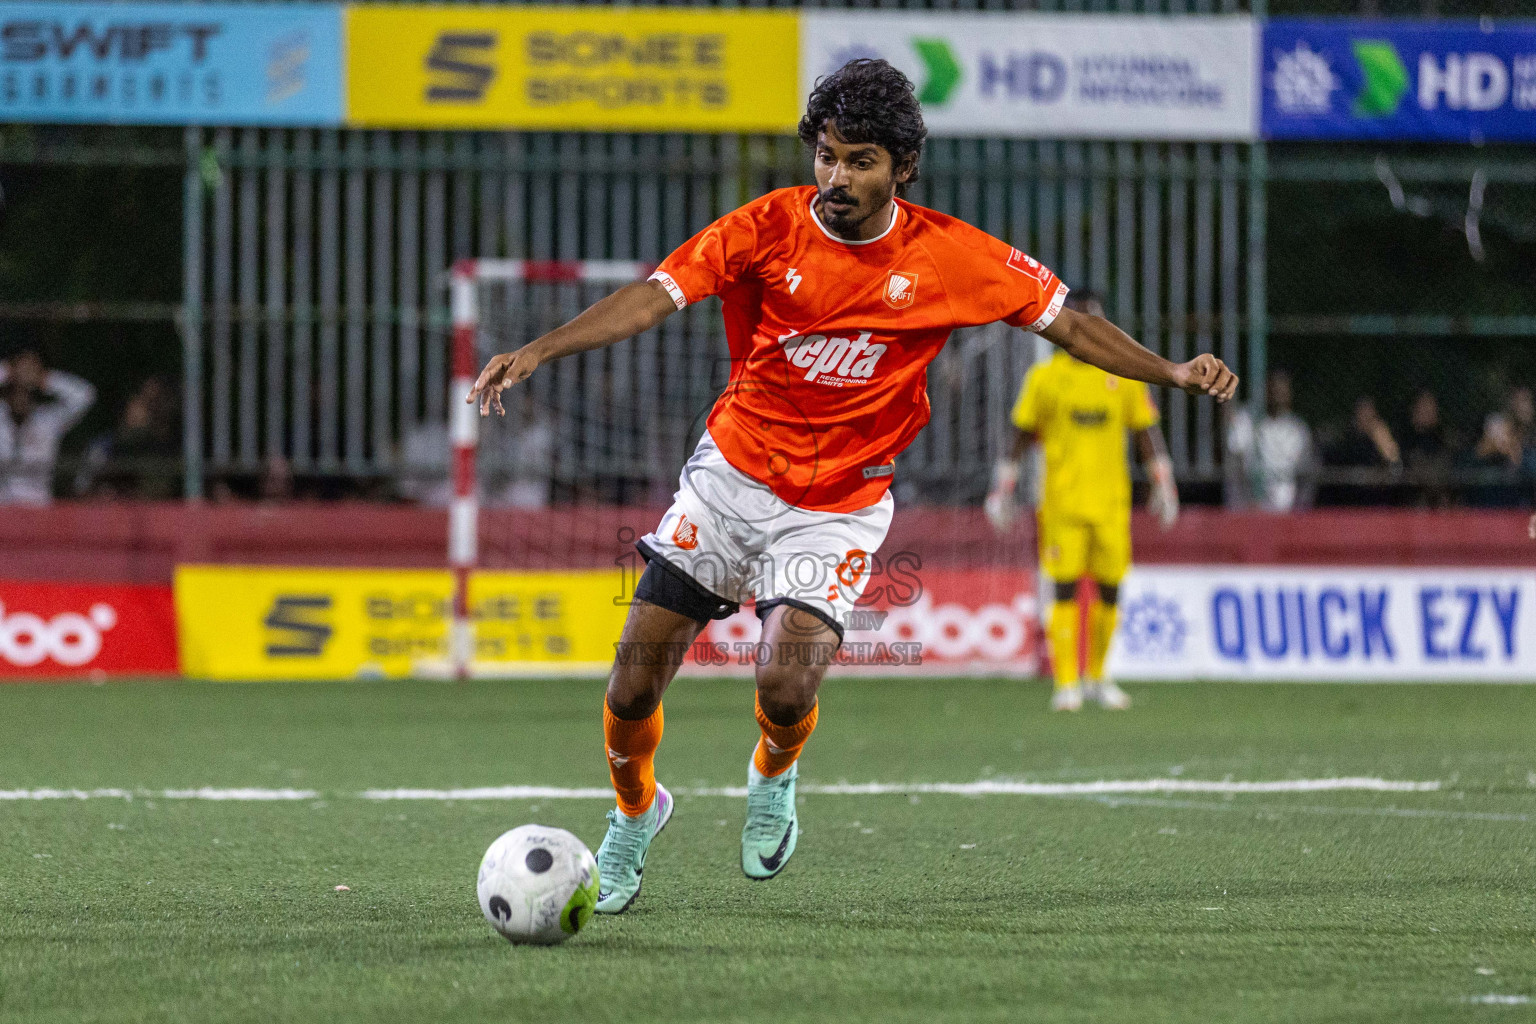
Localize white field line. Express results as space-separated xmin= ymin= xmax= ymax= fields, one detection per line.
xmin=1464 ymin=995 xmax=1532 ymax=1005
xmin=0 ymin=777 xmax=1444 ymax=803
xmin=361 ymin=778 xmax=1441 ymax=801
xmin=1069 ymin=793 xmax=1531 ymax=824
xmin=0 ymin=787 xmax=319 ymax=801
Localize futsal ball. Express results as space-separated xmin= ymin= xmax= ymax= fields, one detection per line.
xmin=476 ymin=825 xmax=599 ymax=945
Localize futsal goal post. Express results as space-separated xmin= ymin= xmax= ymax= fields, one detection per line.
xmin=447 ymin=259 xmax=657 ymax=679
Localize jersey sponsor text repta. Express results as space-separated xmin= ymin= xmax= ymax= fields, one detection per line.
xmin=649 ymin=186 xmax=1067 ymax=513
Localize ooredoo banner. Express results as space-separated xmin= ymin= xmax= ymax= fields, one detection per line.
xmin=691 ymin=567 xmax=1043 ymax=677
xmin=1263 ymin=19 xmax=1536 ymax=142
xmin=800 ymin=12 xmax=1258 ymax=140
xmin=0 ymin=2 xmax=343 ymax=125
xmin=1109 ymin=566 xmax=1535 ymax=681
xmin=0 ymin=581 xmax=178 ymax=678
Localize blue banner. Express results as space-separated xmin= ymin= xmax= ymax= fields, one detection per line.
xmin=1110 ymin=566 xmax=1536 ymax=681
xmin=1263 ymin=19 xmax=1536 ymax=142
xmin=0 ymin=2 xmax=342 ymax=125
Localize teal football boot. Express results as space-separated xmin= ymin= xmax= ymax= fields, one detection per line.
xmin=741 ymin=762 xmax=798 ymax=880
xmin=594 ymin=782 xmax=673 ymax=914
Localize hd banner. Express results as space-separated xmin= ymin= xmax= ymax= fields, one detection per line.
xmin=0 ymin=1 xmax=343 ymax=124
xmin=800 ymin=12 xmax=1257 ymax=140
xmin=1263 ymin=19 xmax=1536 ymax=142
xmin=175 ymin=565 xmax=630 ymax=680
xmin=1108 ymin=566 xmax=1535 ymax=682
xmin=346 ymin=5 xmax=800 ymax=132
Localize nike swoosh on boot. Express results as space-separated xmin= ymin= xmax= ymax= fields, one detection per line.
xmin=757 ymin=823 xmax=794 ymax=872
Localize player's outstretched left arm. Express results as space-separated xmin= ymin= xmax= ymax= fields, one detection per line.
xmin=1040 ymin=307 xmax=1238 ymax=402
xmin=468 ymin=280 xmax=679 ymax=416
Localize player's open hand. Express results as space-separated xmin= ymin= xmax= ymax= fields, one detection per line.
xmin=467 ymin=348 xmax=539 ymax=417
xmin=1172 ymin=354 xmax=1238 ymax=402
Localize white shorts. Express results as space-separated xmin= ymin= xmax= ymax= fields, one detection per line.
xmin=639 ymin=432 xmax=894 ymax=635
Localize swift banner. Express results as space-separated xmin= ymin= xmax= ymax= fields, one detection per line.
xmin=0 ymin=581 xmax=178 ymax=678
xmin=1263 ymin=19 xmax=1536 ymax=141
xmin=800 ymin=12 xmax=1257 ymax=140
xmin=0 ymin=2 xmax=343 ymax=124
xmin=175 ymin=566 xmax=629 ymax=680
xmin=346 ymin=5 xmax=799 ymax=132
xmin=1108 ymin=566 xmax=1535 ymax=682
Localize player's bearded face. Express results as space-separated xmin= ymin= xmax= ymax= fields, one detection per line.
xmin=813 ymin=127 xmax=903 ymax=239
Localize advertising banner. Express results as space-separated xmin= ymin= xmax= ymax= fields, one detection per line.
xmin=0 ymin=2 xmax=343 ymax=125
xmin=691 ymin=567 xmax=1042 ymax=677
xmin=1108 ymin=566 xmax=1535 ymax=682
xmin=1263 ymin=19 xmax=1536 ymax=142
xmin=346 ymin=5 xmax=799 ymax=132
xmin=800 ymin=12 xmax=1257 ymax=140
xmin=0 ymin=581 xmax=178 ymax=678
xmin=175 ymin=565 xmax=630 ymax=680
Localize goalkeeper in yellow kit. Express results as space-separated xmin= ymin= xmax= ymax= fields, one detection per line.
xmin=985 ymin=292 xmax=1179 ymax=711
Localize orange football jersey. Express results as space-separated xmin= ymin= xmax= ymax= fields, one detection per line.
xmin=651 ymin=185 xmax=1067 ymax=512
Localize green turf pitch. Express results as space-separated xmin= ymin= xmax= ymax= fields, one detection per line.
xmin=1 ymin=678 xmax=1532 ymax=1024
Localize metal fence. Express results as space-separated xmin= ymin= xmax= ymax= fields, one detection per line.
xmin=181 ymin=129 xmax=1266 ymax=501
xmin=171 ymin=0 xmax=1266 ymax=501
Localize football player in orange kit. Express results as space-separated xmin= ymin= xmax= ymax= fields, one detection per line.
xmin=470 ymin=59 xmax=1237 ymax=914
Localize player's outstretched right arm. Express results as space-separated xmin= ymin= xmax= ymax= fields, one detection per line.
xmin=468 ymin=279 xmax=678 ymax=416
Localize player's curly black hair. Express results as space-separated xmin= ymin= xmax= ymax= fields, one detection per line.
xmin=798 ymin=59 xmax=927 ymax=194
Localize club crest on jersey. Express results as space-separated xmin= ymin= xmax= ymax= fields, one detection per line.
xmin=671 ymin=514 xmax=699 ymax=550
xmin=884 ymin=271 xmax=918 ymax=310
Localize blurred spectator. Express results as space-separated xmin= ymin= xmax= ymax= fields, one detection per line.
xmin=1474 ymin=411 xmax=1523 ymax=469
xmin=1466 ymin=387 xmax=1532 ymax=507
xmin=76 ymin=375 xmax=180 ymax=498
xmin=492 ymin=405 xmax=554 ymax=508
xmin=0 ymin=351 xmax=96 ymax=505
xmin=1224 ymin=369 xmax=1317 ymax=513
xmin=1321 ymin=396 xmax=1400 ymax=506
xmin=1400 ymin=390 xmax=1457 ymax=508
xmin=397 ymin=419 xmax=450 ymax=506
xmin=398 ymin=399 xmax=553 ymax=508
xmin=1510 ymin=385 xmax=1536 ymax=456
xmin=259 ymin=455 xmax=295 ymax=503
xmin=1327 ymin=396 xmax=1401 ymax=469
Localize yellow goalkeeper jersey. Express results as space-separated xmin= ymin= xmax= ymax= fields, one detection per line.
xmin=1010 ymin=350 xmax=1160 ymax=523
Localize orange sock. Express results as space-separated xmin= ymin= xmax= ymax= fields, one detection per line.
xmin=752 ymin=695 xmax=818 ymax=778
xmin=604 ymin=700 xmax=663 ymax=818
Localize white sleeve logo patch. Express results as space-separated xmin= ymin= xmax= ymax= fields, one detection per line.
xmin=1006 ymin=247 xmax=1051 ymax=285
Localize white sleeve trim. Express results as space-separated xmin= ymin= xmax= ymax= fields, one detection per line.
xmin=648 ymin=270 xmax=688 ymax=310
xmin=1025 ymin=282 xmax=1070 ymax=333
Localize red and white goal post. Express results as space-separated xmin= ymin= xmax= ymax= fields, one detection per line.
xmin=447 ymin=258 xmax=656 ymax=679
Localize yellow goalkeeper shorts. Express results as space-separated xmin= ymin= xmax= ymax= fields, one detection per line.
xmin=1038 ymin=512 xmax=1131 ymax=585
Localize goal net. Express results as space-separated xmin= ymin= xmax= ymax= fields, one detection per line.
xmin=446 ymin=259 xmax=1047 ymax=679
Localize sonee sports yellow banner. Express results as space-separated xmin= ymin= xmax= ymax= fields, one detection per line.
xmin=346 ymin=5 xmax=799 ymax=132
xmin=175 ymin=566 xmax=630 ymax=680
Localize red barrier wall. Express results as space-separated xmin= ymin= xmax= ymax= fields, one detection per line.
xmin=1 ymin=502 xmax=1530 ymax=584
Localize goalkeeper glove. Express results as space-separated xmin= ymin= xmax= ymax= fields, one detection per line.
xmin=1148 ymin=456 xmax=1179 ymax=531
xmin=984 ymin=459 xmax=1021 ymax=532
